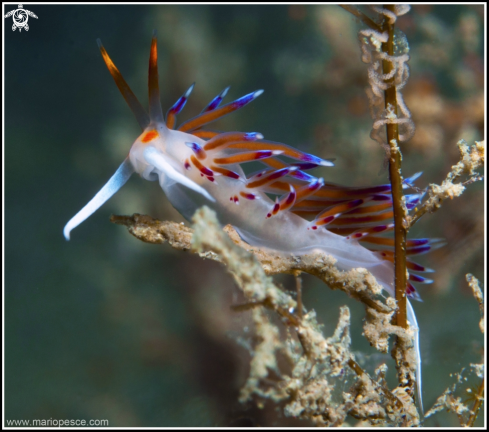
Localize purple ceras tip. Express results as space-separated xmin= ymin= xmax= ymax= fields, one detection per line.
xmin=244 ymin=132 xmax=264 ymax=141
xmin=202 ymin=86 xmax=230 ymax=113
xmin=266 ymin=166 xmax=298 ymax=182
xmin=408 ymin=238 xmax=430 ymax=247
xmin=169 ymin=83 xmax=194 ymax=115
xmin=185 ymin=142 xmax=206 ymax=159
xmin=409 ymin=274 xmax=434 ymax=284
xmin=300 ymin=152 xmax=335 ymax=167
xmin=290 ymin=170 xmax=315 ymax=181
xmin=233 ymin=89 xmax=264 ymax=108
xmin=348 ymin=199 xmax=364 ymax=208
xmin=292 ymin=162 xmax=320 ymax=170
xmin=371 ymin=194 xmax=392 ymax=201
xmin=403 ymin=171 xmax=423 ymax=185
xmin=408 ymin=245 xmax=431 ymax=255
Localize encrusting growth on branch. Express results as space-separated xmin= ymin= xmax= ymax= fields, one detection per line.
xmin=111 ymin=212 xmax=390 ymax=314
xmin=112 ymin=207 xmax=421 ymax=426
xmin=405 ymin=140 xmax=485 ymax=229
xmin=111 ymin=201 xmax=484 ymax=426
xmin=424 ymin=363 xmax=484 ymax=427
xmin=466 ymin=273 xmax=484 ymax=335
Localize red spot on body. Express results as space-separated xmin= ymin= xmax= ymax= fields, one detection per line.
xmin=312 ymin=226 xmax=317 ymax=230
xmin=141 ymin=129 xmax=159 ymax=143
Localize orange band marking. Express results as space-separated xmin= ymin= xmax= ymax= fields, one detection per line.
xmin=141 ymin=129 xmax=159 ymax=143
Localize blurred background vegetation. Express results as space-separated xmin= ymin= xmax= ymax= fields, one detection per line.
xmin=5 ymin=5 xmax=484 ymax=427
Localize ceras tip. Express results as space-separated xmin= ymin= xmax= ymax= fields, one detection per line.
xmin=320 ymin=160 xmax=335 ymax=167
xmin=253 ymin=89 xmax=264 ymax=98
xmin=300 ymin=152 xmax=335 ymax=167
xmin=403 ymin=171 xmax=423 ymax=188
xmin=185 ymin=83 xmax=195 ymax=98
xmin=221 ymin=86 xmax=230 ymax=98
xmin=409 ymin=274 xmax=434 ymax=284
xmin=244 ymin=132 xmax=264 ymax=141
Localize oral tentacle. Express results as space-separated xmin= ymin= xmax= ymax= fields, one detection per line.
xmin=143 ymin=147 xmax=215 ymax=202
xmin=63 ymin=157 xmax=134 ymax=240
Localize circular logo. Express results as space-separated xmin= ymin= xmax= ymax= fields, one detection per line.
xmin=13 ymin=9 xmax=28 ymax=28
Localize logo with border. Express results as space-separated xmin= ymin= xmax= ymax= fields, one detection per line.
xmin=4 ymin=4 xmax=38 ymax=32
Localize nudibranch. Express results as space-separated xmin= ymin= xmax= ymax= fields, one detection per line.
xmin=65 ymin=32 xmax=441 ymax=412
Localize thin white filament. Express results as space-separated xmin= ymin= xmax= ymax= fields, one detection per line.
xmin=63 ymin=157 xmax=134 ymax=240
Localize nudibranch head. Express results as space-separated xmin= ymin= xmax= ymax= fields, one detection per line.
xmin=129 ymin=126 xmax=168 ymax=180
xmin=63 ymin=31 xmax=267 ymax=239
xmin=63 ymin=32 xmax=212 ymax=240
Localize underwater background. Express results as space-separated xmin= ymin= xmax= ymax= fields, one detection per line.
xmin=5 ymin=5 xmax=484 ymax=427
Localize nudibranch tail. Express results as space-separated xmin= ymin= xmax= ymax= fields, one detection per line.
xmin=406 ymin=299 xmax=423 ymax=414
xmin=63 ymin=158 xmax=134 ymax=240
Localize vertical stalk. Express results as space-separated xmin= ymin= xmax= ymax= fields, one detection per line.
xmin=466 ymin=376 xmax=484 ymax=427
xmin=382 ymin=5 xmax=407 ymax=329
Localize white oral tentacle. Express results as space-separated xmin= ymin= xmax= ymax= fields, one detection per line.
xmin=143 ymin=146 xmax=215 ymax=203
xmin=63 ymin=157 xmax=134 ymax=240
